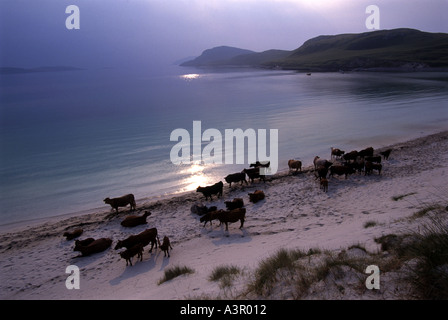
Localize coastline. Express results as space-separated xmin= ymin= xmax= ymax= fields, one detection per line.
xmin=1 ymin=124 xmax=445 ymax=234
xmin=1 ymin=130 xmax=447 ymax=300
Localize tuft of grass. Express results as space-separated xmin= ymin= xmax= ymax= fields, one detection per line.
xmin=158 ymin=265 xmax=194 ymax=285
xmin=209 ymin=265 xmax=241 ymax=281
xmin=249 ymin=248 xmax=320 ymax=296
xmin=209 ymin=265 xmax=242 ymax=289
xmin=392 ymin=192 xmax=417 ymax=201
xmin=410 ymin=204 xmax=444 ymax=220
xmin=250 ymin=249 xmax=301 ymax=295
xmin=363 ymin=220 xmax=377 ymax=228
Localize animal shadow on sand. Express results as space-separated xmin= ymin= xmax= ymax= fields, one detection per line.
xmin=210 ymin=228 xmax=252 ymax=246
xmin=156 ymin=251 xmax=171 ymax=271
xmin=70 ymin=248 xmax=111 ymax=267
xmin=109 ymin=252 xmax=157 ymax=286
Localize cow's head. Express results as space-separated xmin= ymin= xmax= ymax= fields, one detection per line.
xmin=114 ymin=241 xmax=123 ymax=250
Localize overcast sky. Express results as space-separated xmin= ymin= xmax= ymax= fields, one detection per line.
xmin=0 ymin=0 xmax=447 ymax=69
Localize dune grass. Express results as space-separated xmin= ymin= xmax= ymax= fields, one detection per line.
xmin=209 ymin=265 xmax=242 ymax=289
xmin=401 ymin=216 xmax=448 ymax=299
xmin=158 ymin=265 xmax=195 ymax=285
xmin=391 ymin=192 xmax=417 ymax=201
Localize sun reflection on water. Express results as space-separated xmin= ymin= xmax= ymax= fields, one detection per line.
xmin=180 ymin=163 xmax=212 ymax=192
xmin=181 ymin=73 xmax=201 ymax=81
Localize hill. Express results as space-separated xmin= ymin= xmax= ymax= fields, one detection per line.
xmin=181 ymin=46 xmax=290 ymax=67
xmin=270 ymin=28 xmax=448 ymax=71
xmin=180 ymin=46 xmax=255 ymax=67
xmin=181 ymin=29 xmax=448 ymax=71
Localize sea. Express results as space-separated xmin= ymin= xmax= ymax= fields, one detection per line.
xmin=1 ymin=66 xmax=447 ymax=228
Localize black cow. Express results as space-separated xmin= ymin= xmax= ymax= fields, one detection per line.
xmin=329 ymin=165 xmax=355 ymax=179
xmin=196 ymin=181 xmax=223 ymax=200
xmin=224 ymin=172 xmax=247 ymax=187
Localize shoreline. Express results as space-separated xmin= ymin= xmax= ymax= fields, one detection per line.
xmin=1 ymin=126 xmax=445 ymax=235
xmin=1 ymin=129 xmax=447 ymax=300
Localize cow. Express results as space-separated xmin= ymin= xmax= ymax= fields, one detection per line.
xmin=313 ymin=156 xmax=333 ymax=170
xmin=342 ymin=150 xmax=358 ymax=162
xmin=104 ymin=194 xmax=136 ymax=213
xmin=330 ymin=147 xmax=345 ymax=159
xmin=329 ymin=165 xmax=355 ymax=179
xmin=120 ymin=211 xmax=151 ymax=228
xmin=243 ymin=168 xmax=266 ymax=183
xmin=200 ymin=209 xmax=224 ymax=227
xmin=288 ymin=160 xmax=302 ymax=173
xmin=190 ymin=203 xmax=209 ymax=215
xmin=74 ymin=238 xmax=95 ymax=249
xmin=358 ymin=147 xmax=374 ymax=158
xmin=315 ymin=165 xmax=329 ymax=181
xmin=249 ymin=190 xmax=265 ymax=203
xmin=365 ymin=155 xmax=382 ymax=163
xmin=380 ymin=149 xmax=392 ymax=160
xmin=63 ymin=228 xmax=83 ymax=240
xmin=196 ymin=181 xmax=223 ymax=201
xmin=365 ymin=161 xmax=382 ymax=176
xmin=224 ymin=172 xmax=247 ymax=187
xmin=217 ymin=208 xmax=246 ymax=231
xmin=115 ymin=228 xmax=159 ymax=253
xmin=225 ymin=198 xmax=244 ymax=210
xmin=74 ymin=238 xmax=112 ymax=257
xmin=250 ymin=161 xmax=270 ymax=168
xmin=119 ymin=243 xmax=144 ymax=266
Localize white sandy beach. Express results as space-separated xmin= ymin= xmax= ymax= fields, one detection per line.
xmin=0 ymin=130 xmax=447 ymax=300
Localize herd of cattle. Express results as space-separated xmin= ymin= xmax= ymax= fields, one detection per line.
xmin=64 ymin=146 xmax=392 ymax=267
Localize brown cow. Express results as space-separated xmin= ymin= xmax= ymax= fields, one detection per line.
xmin=63 ymin=228 xmax=83 ymax=240
xmin=200 ymin=209 xmax=224 ymax=227
xmin=288 ymin=160 xmax=302 ymax=172
xmin=217 ymin=208 xmax=246 ymax=231
xmin=119 ymin=243 xmax=144 ymax=266
xmin=104 ymin=194 xmax=136 ymax=213
xmin=225 ymin=198 xmax=244 ymax=210
xmin=249 ymin=190 xmax=265 ymax=203
xmin=115 ymin=228 xmax=159 ymax=253
xmin=120 ymin=211 xmax=151 ymax=228
xmin=74 ymin=238 xmax=112 ymax=257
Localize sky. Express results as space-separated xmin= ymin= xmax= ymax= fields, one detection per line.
xmin=0 ymin=0 xmax=447 ymax=69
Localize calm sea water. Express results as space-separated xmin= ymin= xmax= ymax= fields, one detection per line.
xmin=1 ymin=67 xmax=447 ymax=226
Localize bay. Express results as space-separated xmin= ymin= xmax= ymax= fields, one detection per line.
xmin=0 ymin=66 xmax=447 ymax=226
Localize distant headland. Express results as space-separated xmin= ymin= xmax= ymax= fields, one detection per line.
xmin=0 ymin=66 xmax=83 ymax=75
xmin=180 ymin=28 xmax=448 ymax=72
